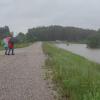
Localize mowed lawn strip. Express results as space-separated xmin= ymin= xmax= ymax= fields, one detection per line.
xmin=43 ymin=42 xmax=100 ymax=100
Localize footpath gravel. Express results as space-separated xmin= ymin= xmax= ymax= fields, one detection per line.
xmin=0 ymin=42 xmax=54 ymax=100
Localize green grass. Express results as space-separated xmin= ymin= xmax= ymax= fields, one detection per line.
xmin=43 ymin=42 xmax=100 ymax=100
xmin=14 ymin=42 xmax=32 ymax=48
xmin=0 ymin=45 xmax=3 ymax=50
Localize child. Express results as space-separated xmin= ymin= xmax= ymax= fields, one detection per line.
xmin=1 ymin=39 xmax=9 ymax=55
xmin=4 ymin=44 xmax=9 ymax=55
xmin=4 ymin=42 xmax=9 ymax=55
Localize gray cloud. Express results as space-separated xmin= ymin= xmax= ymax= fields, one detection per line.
xmin=0 ymin=0 xmax=100 ymax=33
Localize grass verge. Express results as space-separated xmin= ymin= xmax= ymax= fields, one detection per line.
xmin=14 ymin=42 xmax=32 ymax=48
xmin=42 ymin=42 xmax=100 ymax=100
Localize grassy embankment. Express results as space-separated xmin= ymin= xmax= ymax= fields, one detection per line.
xmin=43 ymin=42 xmax=100 ymax=100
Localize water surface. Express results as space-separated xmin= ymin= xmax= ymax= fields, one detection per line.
xmin=56 ymin=43 xmax=100 ymax=64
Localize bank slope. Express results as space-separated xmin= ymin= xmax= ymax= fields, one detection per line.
xmin=43 ymin=42 xmax=100 ymax=100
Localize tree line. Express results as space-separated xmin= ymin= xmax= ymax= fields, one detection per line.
xmin=0 ymin=25 xmax=100 ymax=48
xmin=26 ymin=25 xmax=96 ymax=41
xmin=0 ymin=26 xmax=10 ymax=39
xmin=87 ymin=30 xmax=100 ymax=48
xmin=25 ymin=25 xmax=100 ymax=48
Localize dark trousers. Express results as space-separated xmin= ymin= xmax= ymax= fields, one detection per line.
xmin=8 ymin=48 xmax=14 ymax=55
xmin=5 ymin=47 xmax=8 ymax=55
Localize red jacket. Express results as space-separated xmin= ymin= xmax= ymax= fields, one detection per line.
xmin=8 ymin=42 xmax=14 ymax=49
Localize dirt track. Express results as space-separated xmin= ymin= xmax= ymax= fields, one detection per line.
xmin=0 ymin=42 xmax=54 ymax=100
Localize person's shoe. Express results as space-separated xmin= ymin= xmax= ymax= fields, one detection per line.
xmin=12 ymin=54 xmax=15 ymax=55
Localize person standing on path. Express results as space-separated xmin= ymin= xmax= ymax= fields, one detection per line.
xmin=1 ymin=37 xmax=11 ymax=55
xmin=1 ymin=40 xmax=8 ymax=55
xmin=8 ymin=32 xmax=15 ymax=55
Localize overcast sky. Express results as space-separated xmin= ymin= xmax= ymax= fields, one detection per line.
xmin=0 ymin=0 xmax=100 ymax=33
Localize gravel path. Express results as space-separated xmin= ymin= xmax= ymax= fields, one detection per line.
xmin=0 ymin=42 xmax=54 ymax=100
